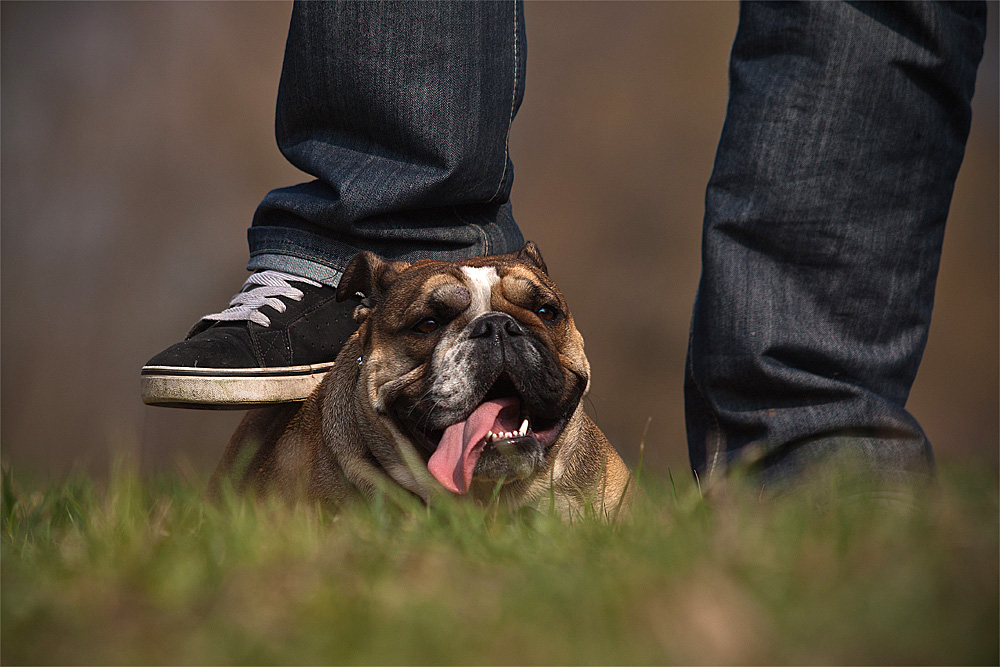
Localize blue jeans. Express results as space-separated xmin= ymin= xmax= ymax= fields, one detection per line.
xmin=686 ymin=1 xmax=986 ymax=486
xmin=249 ymin=1 xmax=987 ymax=483
xmin=248 ymin=0 xmax=527 ymax=286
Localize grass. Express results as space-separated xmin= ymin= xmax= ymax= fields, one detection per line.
xmin=2 ymin=458 xmax=997 ymax=665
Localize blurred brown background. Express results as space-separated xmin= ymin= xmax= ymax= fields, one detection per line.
xmin=2 ymin=2 xmax=997 ymax=479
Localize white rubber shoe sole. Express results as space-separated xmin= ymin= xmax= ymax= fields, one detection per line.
xmin=140 ymin=362 xmax=336 ymax=409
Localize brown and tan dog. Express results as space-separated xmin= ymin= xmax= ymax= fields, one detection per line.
xmin=210 ymin=242 xmax=631 ymax=518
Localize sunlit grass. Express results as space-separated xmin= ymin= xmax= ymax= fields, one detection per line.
xmin=2 ymin=459 xmax=997 ymax=665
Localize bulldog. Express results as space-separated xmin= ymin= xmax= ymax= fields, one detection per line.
xmin=210 ymin=242 xmax=632 ymax=518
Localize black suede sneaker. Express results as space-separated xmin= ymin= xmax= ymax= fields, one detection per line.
xmin=141 ymin=270 xmax=359 ymax=408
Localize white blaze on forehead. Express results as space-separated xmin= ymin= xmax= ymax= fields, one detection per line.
xmin=428 ymin=266 xmax=499 ymax=402
xmin=460 ymin=266 xmax=499 ymax=316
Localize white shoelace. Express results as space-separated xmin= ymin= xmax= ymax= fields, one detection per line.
xmin=202 ymin=270 xmax=323 ymax=327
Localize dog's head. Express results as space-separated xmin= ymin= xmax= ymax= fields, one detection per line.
xmin=336 ymin=242 xmax=590 ymax=494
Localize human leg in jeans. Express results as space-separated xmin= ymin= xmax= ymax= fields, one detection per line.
xmin=685 ymin=1 xmax=987 ymax=488
xmin=143 ymin=1 xmax=526 ymax=407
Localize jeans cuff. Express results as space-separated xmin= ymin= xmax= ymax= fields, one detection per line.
xmin=248 ymin=225 xmax=363 ymax=287
xmin=247 ymin=253 xmax=343 ymax=288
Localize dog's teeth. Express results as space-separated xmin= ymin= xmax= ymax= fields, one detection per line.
xmin=519 ymin=418 xmax=528 ymax=436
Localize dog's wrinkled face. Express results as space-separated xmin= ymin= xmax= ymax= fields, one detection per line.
xmin=337 ymin=244 xmax=590 ymax=494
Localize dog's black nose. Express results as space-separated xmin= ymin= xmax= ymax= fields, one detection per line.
xmin=470 ymin=313 xmax=524 ymax=340
xmin=505 ymin=319 xmax=524 ymax=336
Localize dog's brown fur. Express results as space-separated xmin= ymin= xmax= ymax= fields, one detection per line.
xmin=210 ymin=243 xmax=632 ymax=518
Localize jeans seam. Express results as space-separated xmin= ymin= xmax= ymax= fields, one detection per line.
xmin=453 ymin=207 xmax=490 ymax=256
xmin=687 ymin=317 xmax=725 ymax=484
xmin=487 ymin=0 xmax=517 ymax=205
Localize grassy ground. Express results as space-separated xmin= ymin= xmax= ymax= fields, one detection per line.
xmin=2 ymin=459 xmax=997 ymax=665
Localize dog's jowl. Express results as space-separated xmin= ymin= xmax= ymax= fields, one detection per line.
xmin=211 ymin=242 xmax=632 ymax=518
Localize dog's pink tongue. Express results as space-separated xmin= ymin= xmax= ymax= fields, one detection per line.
xmin=428 ymin=396 xmax=519 ymax=494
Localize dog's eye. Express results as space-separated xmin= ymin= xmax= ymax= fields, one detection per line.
xmin=412 ymin=317 xmax=440 ymax=334
xmin=536 ymin=305 xmax=561 ymax=322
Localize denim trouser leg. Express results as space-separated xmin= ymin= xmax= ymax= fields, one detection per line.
xmin=686 ymin=2 xmax=987 ymax=486
xmin=248 ymin=1 xmax=527 ymax=286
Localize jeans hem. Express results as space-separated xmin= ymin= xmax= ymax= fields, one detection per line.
xmin=247 ymin=253 xmax=345 ymax=288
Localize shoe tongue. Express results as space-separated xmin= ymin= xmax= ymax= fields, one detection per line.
xmin=427 ymin=396 xmax=520 ymax=494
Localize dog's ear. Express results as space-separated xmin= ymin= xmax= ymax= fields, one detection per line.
xmin=337 ymin=252 xmax=410 ymax=323
xmin=336 ymin=252 xmax=410 ymax=301
xmin=515 ymin=241 xmax=548 ymax=275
